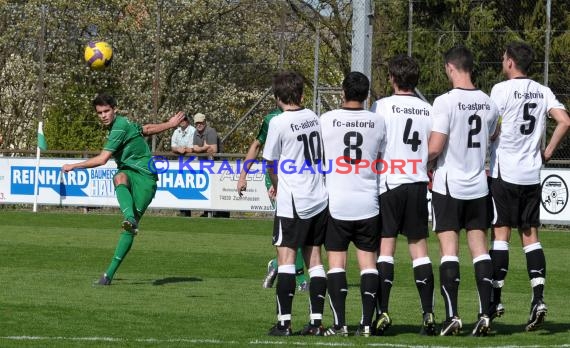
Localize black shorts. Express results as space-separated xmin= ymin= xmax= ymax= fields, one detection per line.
xmin=490 ymin=177 xmax=540 ymax=229
xmin=432 ymin=192 xmax=490 ymax=232
xmin=380 ymin=183 xmax=429 ymax=239
xmin=272 ymin=206 xmax=328 ymax=248
xmin=325 ymin=213 xmax=380 ymax=252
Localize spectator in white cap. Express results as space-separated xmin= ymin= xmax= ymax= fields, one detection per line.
xmin=192 ymin=112 xmax=227 ymax=218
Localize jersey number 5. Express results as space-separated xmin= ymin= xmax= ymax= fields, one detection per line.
xmin=520 ymin=102 xmax=537 ymax=135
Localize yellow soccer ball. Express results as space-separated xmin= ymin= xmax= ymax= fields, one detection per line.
xmin=84 ymin=41 xmax=113 ymax=70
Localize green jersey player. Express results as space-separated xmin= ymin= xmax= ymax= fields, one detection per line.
xmin=62 ymin=92 xmax=184 ymax=285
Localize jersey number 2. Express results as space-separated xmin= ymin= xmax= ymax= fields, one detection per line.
xmin=468 ymin=114 xmax=481 ymax=148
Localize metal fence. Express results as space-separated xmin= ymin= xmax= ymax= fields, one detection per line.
xmin=369 ymin=0 xmax=570 ymax=167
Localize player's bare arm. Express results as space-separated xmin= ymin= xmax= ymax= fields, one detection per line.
xmin=267 ymin=160 xmax=278 ymax=195
xmin=428 ymin=132 xmax=447 ymax=161
xmin=490 ymin=122 xmax=501 ymax=142
xmin=62 ymin=150 xmax=113 ymax=173
xmin=142 ymin=111 xmax=184 ymax=136
xmin=543 ymin=108 xmax=570 ymax=162
xmin=238 ymin=139 xmax=262 ymax=196
xmin=267 ymin=185 xmax=276 ymax=200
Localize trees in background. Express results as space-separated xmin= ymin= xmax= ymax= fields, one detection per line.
xmin=0 ymin=0 xmax=567 ymax=156
xmin=372 ymin=0 xmax=569 ymax=104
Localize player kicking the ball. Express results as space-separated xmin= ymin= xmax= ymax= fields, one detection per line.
xmin=62 ymin=92 xmax=184 ymax=286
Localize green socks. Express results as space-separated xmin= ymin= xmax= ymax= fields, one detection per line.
xmin=115 ymin=184 xmax=135 ymax=220
xmin=295 ymin=247 xmax=306 ymax=285
xmin=105 ymin=231 xmax=134 ymax=280
xmin=270 ymin=247 xmax=307 ymax=285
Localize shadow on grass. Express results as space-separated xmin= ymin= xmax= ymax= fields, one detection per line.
xmin=490 ymin=321 xmax=569 ymax=335
xmin=352 ymin=324 xmax=424 ymax=336
xmin=365 ymin=321 xmax=569 ymax=337
xmin=111 ymin=276 xmax=203 ymax=285
xmin=152 ymin=277 xmax=203 ymax=285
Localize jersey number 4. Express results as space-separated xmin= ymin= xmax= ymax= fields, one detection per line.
xmin=403 ymin=118 xmax=421 ymax=152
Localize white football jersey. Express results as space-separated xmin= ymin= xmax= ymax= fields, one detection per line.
xmin=431 ymin=88 xmax=499 ymax=199
xmin=321 ymin=108 xmax=385 ymax=220
xmin=490 ymin=78 xmax=566 ymax=185
xmin=371 ymin=95 xmax=432 ymax=194
xmin=263 ymin=108 xmax=328 ymax=219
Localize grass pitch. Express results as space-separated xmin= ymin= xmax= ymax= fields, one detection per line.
xmin=0 ymin=211 xmax=569 ymax=347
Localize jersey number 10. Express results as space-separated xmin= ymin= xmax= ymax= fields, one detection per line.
xmin=297 ymin=131 xmax=322 ymax=165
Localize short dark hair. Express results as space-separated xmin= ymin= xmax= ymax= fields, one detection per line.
xmin=92 ymin=92 xmax=117 ymax=109
xmin=388 ymin=54 xmax=419 ymax=90
xmin=505 ymin=41 xmax=534 ymax=74
xmin=444 ymin=45 xmax=473 ymax=73
xmin=342 ymin=71 xmax=369 ymax=103
xmin=272 ymin=71 xmax=304 ymax=105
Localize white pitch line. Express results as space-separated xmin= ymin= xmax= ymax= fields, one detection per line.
xmin=251 ymin=340 xmax=355 ymax=346
xmin=248 ymin=342 xmax=570 ymax=348
xmin=2 ymin=336 xmax=122 ymax=342
xmin=1 ymin=336 xmax=238 ymax=344
xmin=366 ymin=345 xmax=570 ymax=348
xmin=2 ymin=337 xmax=570 ymax=348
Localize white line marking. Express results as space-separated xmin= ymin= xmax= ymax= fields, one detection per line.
xmin=251 ymin=341 xmax=354 ymax=346
xmin=2 ymin=337 xmax=569 ymax=348
xmin=1 ymin=336 xmax=238 ymax=344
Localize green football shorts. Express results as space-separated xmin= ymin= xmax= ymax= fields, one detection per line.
xmin=116 ymin=169 xmax=157 ymax=220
